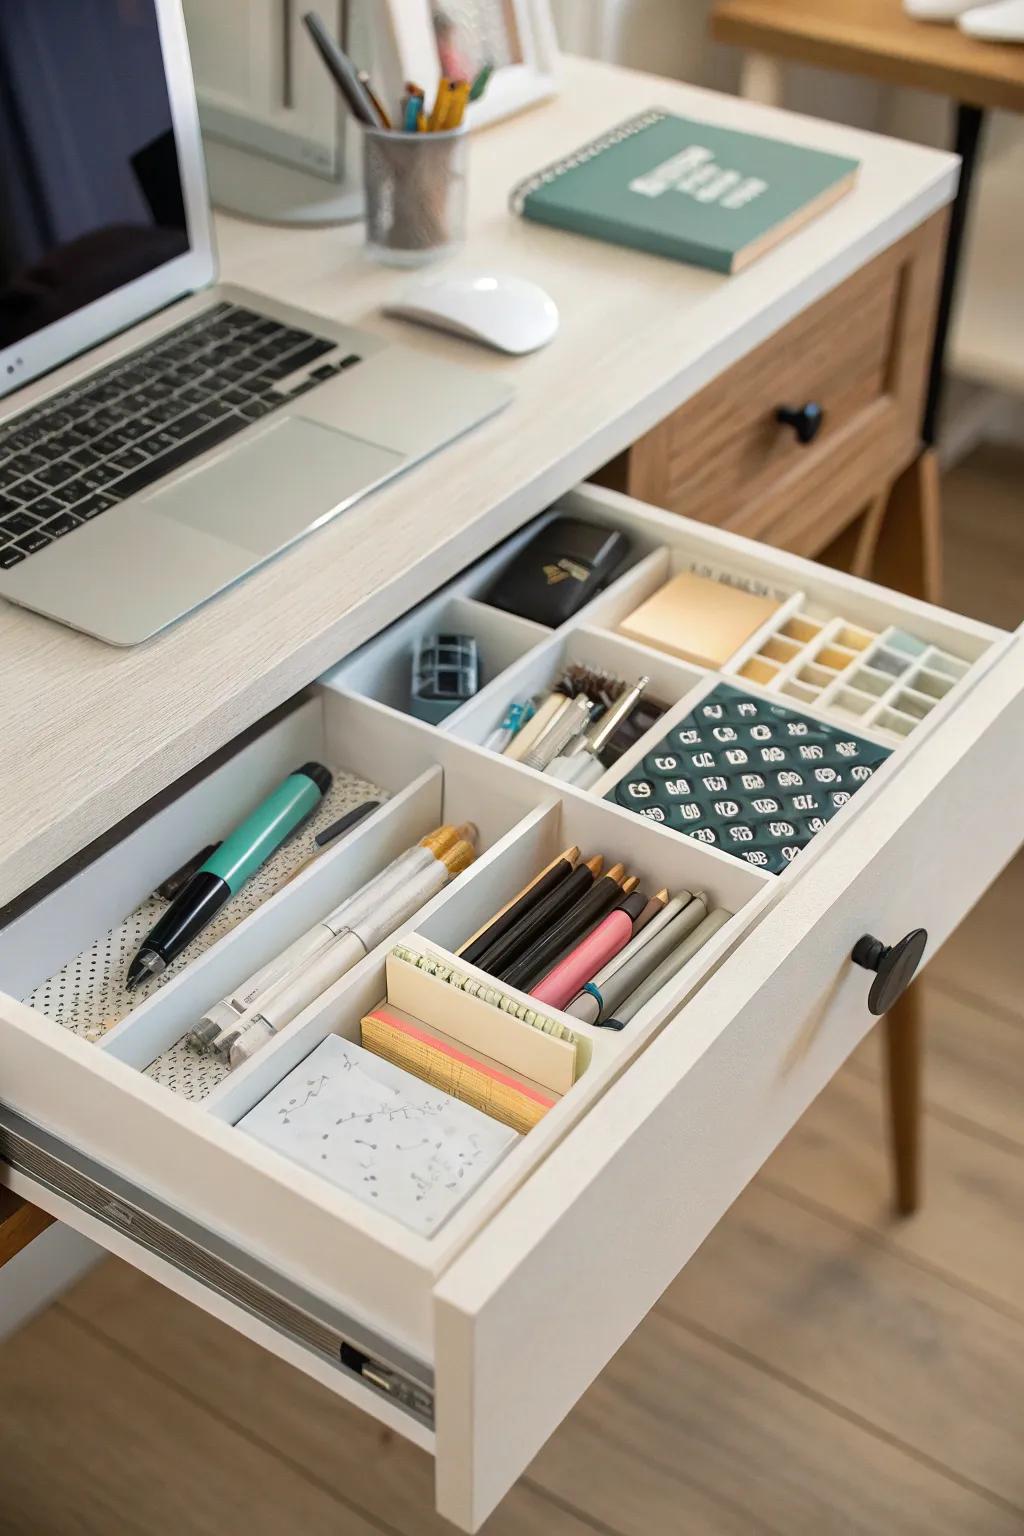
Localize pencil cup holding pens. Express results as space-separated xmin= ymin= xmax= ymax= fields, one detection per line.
xmin=362 ymin=125 xmax=469 ymax=267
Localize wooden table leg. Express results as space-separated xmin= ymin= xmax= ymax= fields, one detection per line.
xmin=0 ymin=1187 xmax=54 ymax=1267
xmin=865 ymin=448 xmax=944 ymax=607
xmin=884 ymin=986 xmax=922 ymax=1217
xmin=866 ymin=450 xmax=941 ymax=1217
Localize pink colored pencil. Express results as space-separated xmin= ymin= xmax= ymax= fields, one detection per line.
xmin=530 ymin=891 xmax=648 ymax=1011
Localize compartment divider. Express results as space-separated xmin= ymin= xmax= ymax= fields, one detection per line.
xmin=568 ymin=546 xmax=671 ymax=632
xmin=202 ymin=801 xmax=559 ymax=1124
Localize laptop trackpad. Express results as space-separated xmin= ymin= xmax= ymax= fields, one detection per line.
xmin=147 ymin=416 xmax=404 ymax=555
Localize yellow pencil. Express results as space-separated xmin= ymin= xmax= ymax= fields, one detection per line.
xmin=427 ymin=75 xmax=451 ymax=131
xmin=446 ymin=80 xmax=471 ymax=129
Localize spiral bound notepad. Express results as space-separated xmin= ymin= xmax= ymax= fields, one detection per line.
xmin=509 ymin=109 xmax=859 ymax=273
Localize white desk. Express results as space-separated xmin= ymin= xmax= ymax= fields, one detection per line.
xmin=0 ymin=55 xmax=956 ymax=909
xmin=5 ymin=58 xmax=1023 ymax=1534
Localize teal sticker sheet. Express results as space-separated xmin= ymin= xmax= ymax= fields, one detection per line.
xmin=607 ymin=683 xmax=891 ymax=874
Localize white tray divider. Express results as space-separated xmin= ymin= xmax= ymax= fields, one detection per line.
xmin=442 ymin=632 xmax=567 ymax=747
xmin=568 ymin=623 xmax=710 ymax=701
xmin=566 ymin=546 xmax=671 ymax=631
xmin=203 ymin=800 xmax=557 ymax=1121
xmin=589 ymin=678 xmax=727 ymax=802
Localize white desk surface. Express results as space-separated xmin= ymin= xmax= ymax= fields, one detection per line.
xmin=0 ymin=56 xmax=956 ymax=909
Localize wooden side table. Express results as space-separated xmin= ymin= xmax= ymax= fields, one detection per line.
xmin=711 ymin=0 xmax=1024 ymax=608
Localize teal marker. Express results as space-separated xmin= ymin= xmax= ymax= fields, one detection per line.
xmin=125 ymin=762 xmax=332 ymax=990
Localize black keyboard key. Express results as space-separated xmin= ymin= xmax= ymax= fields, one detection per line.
xmin=0 ymin=546 xmax=25 ymax=569
xmin=215 ymin=361 xmax=257 ymax=385
xmin=91 ymin=426 xmax=147 ymax=456
xmin=115 ymin=415 xmax=246 ymax=497
xmin=109 ymin=445 xmax=150 ymax=472
xmin=28 ymin=494 xmax=65 ymax=519
xmin=220 ymin=387 xmax=253 ymax=407
xmin=339 ymin=353 xmax=361 ymax=369
xmin=79 ymin=461 xmax=124 ymax=489
xmin=237 ymin=398 xmax=280 ymax=421
xmin=145 ymin=428 xmax=184 ymax=454
xmin=14 ymin=529 xmax=51 ymax=554
xmin=1 ymin=512 xmax=40 ymax=537
xmin=113 ymin=367 xmax=150 ymax=392
xmin=88 ymin=382 xmax=126 ymax=406
xmin=0 ymin=493 xmax=22 ymax=517
xmin=144 ymin=399 xmax=183 ymax=424
xmin=175 ymin=384 xmax=213 ymax=407
xmin=72 ymin=492 xmax=116 ymax=520
xmin=163 ymin=410 xmax=222 ymax=441
xmin=32 ymin=459 xmax=78 ymax=489
xmin=86 ymin=407 xmax=124 ymax=433
xmin=67 ymin=446 xmax=103 ymax=469
xmin=42 ymin=511 xmax=82 ymax=538
xmin=15 ymin=477 xmax=49 ymax=502
xmin=9 ymin=451 xmax=48 ymax=479
xmin=260 ymin=338 xmax=334 ymax=379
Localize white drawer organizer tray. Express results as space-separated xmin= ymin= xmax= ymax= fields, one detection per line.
xmin=1 ymin=484 xmax=1022 ymax=1532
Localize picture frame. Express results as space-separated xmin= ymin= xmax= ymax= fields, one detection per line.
xmin=373 ymin=0 xmax=560 ymax=130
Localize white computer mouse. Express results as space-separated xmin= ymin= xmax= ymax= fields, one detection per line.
xmin=385 ymin=272 xmax=559 ymax=355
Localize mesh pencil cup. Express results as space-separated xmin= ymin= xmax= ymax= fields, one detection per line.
xmin=361 ymin=125 xmax=469 ymax=267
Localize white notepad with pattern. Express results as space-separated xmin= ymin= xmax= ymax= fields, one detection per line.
xmin=238 ymin=1034 xmax=518 ymax=1236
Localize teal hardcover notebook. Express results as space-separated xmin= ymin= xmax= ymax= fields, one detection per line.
xmin=510 ymin=110 xmax=859 ymax=274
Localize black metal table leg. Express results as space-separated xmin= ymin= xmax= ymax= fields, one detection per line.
xmin=922 ymin=102 xmax=987 ymax=447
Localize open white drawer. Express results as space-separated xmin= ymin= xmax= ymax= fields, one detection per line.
xmin=1 ymin=484 xmax=1021 ymax=1531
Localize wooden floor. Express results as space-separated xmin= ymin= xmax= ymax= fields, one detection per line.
xmin=1 ymin=445 xmax=1021 ymax=1536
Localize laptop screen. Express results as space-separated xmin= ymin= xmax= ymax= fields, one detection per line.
xmin=0 ymin=0 xmax=190 ymax=351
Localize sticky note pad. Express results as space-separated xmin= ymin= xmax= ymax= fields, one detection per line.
xmin=620 ymin=572 xmax=780 ymax=669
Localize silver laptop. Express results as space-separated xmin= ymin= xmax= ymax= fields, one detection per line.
xmin=0 ymin=0 xmax=511 ymax=646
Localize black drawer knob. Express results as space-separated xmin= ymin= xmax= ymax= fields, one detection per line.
xmin=776 ymin=402 xmax=824 ymax=444
xmin=852 ymin=929 xmax=928 ymax=1015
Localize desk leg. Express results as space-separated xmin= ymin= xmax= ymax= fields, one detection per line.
xmin=870 ymin=449 xmax=943 ymax=607
xmin=0 ymin=1187 xmax=54 ymax=1267
xmin=866 ymin=445 xmax=942 ymax=1218
xmin=884 ymin=986 xmax=922 ymax=1217
xmin=923 ymin=103 xmax=986 ymax=446
xmin=738 ymin=53 xmax=785 ymax=107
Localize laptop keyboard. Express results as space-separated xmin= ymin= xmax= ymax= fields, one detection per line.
xmin=0 ymin=301 xmax=361 ymax=570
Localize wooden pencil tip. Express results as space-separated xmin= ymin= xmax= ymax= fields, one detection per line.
xmin=621 ymin=875 xmax=640 ymax=895
xmin=606 ymin=862 xmax=626 ymax=882
xmin=584 ymin=854 xmax=604 ymax=875
xmin=654 ymin=887 xmax=670 ymax=902
xmin=564 ymin=845 xmax=581 ymax=865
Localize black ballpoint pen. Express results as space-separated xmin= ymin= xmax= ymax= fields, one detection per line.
xmin=303 ymin=12 xmax=382 ymax=127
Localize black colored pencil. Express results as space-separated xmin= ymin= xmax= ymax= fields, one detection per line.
xmin=458 ymin=846 xmax=579 ymax=967
xmin=501 ymin=865 xmax=627 ymax=992
xmin=475 ymin=856 xmax=603 ymax=978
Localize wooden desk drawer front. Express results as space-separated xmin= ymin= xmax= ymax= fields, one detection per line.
xmin=619 ymin=215 xmax=945 ymax=553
